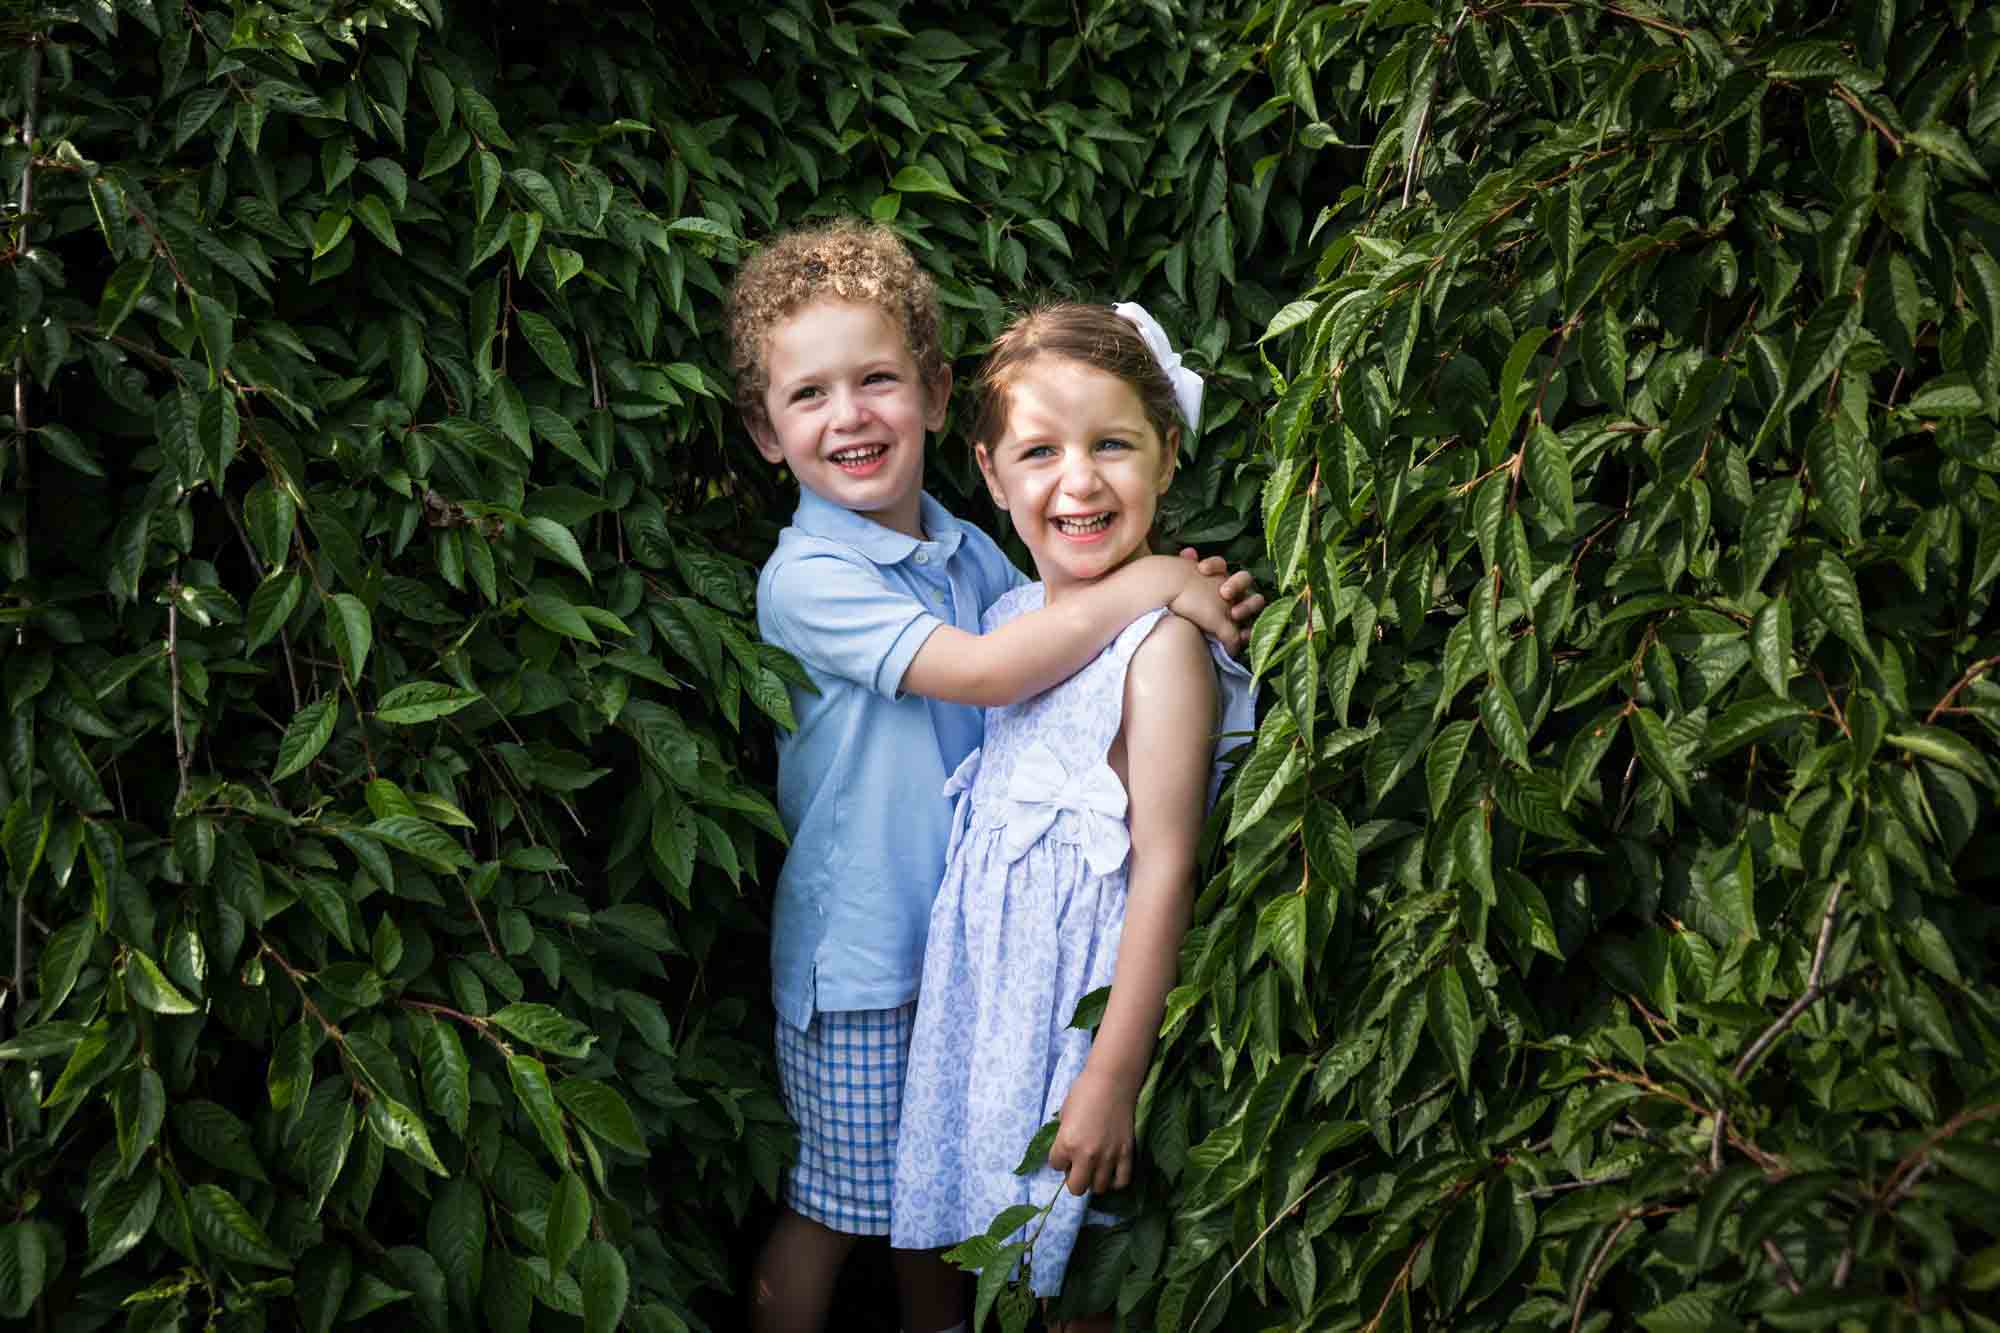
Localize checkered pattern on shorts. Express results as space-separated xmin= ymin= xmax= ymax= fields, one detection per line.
xmin=773 ymin=1003 xmax=916 ymax=1236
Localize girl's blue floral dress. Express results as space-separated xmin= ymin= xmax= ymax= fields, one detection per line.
xmin=890 ymin=585 xmax=1255 ymax=1296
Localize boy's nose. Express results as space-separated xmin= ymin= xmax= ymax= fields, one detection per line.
xmin=829 ymin=386 xmax=868 ymax=429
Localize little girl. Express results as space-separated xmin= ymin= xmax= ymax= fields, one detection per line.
xmin=890 ymin=303 xmax=1255 ymax=1324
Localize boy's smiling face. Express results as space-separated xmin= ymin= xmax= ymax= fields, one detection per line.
xmin=750 ymin=299 xmax=949 ymax=540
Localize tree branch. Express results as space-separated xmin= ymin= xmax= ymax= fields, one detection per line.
xmin=1712 ymin=882 xmax=1845 ymax=1169
xmin=1570 ymin=1210 xmax=1636 ymax=1333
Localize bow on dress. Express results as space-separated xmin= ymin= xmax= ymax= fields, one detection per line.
xmin=996 ymin=741 xmax=1131 ymax=877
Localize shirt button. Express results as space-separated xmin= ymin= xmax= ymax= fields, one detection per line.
xmin=913 ymin=550 xmax=930 ymax=565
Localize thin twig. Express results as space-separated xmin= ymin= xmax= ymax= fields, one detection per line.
xmin=1194 ymin=1171 xmax=1343 ymax=1327
xmin=1570 ymin=1211 xmax=1636 ymax=1333
xmin=1926 ymin=655 xmax=2000 ymax=724
xmin=167 ymin=593 xmax=193 ymax=809
xmin=1880 ymin=1101 xmax=2000 ymax=1206
xmin=1762 ymin=1239 xmax=1803 ymax=1295
xmin=1732 ymin=882 xmax=1846 ymax=1081
xmin=8 ymin=37 xmax=41 ymax=499
xmin=1712 ymin=882 xmax=1845 ymax=1169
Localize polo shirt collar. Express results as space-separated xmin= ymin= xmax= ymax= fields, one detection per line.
xmin=792 ymin=488 xmax=966 ymax=567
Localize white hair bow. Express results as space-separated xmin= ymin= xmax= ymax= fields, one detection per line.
xmin=1113 ymin=301 xmax=1204 ymax=436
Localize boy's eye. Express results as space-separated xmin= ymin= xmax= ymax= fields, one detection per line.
xmin=864 ymin=370 xmax=899 ymax=384
xmin=1095 ymin=437 xmax=1133 ymax=452
xmin=790 ymin=385 xmax=822 ymax=403
xmin=1021 ymin=444 xmax=1056 ymax=459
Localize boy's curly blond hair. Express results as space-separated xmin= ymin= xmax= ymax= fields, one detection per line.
xmin=725 ymin=218 xmax=946 ymax=430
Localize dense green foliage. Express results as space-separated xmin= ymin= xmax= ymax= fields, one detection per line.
xmin=1 ymin=0 xmax=1996 ymax=1330
xmin=1126 ymin=1 xmax=2000 ymax=1330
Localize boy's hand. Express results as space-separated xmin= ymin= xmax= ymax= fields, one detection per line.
xmin=1166 ymin=557 xmax=1259 ymax=657
xmin=1179 ymin=548 xmax=1266 ymax=627
xmin=1047 ymin=1067 xmax=1137 ymax=1197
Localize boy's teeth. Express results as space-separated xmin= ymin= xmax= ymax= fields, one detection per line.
xmin=832 ymin=445 xmax=886 ymax=464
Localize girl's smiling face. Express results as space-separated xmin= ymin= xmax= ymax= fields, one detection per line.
xmin=976 ymin=355 xmax=1179 ymax=600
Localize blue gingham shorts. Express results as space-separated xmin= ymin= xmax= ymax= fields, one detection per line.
xmin=773 ymin=1003 xmax=916 ymax=1236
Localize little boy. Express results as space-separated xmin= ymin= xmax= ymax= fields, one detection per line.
xmin=728 ymin=220 xmax=1258 ymax=1333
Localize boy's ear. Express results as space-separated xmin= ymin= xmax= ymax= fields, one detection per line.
xmin=974 ymin=442 xmax=1007 ymax=511
xmin=922 ymin=364 xmax=953 ymax=432
xmin=746 ymin=411 xmax=786 ymax=465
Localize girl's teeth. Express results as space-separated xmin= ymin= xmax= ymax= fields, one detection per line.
xmin=1055 ymin=515 xmax=1112 ymax=534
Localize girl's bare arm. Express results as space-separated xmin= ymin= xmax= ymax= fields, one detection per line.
xmin=1047 ymin=614 xmax=1216 ymax=1195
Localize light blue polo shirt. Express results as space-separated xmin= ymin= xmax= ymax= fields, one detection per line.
xmin=756 ymin=488 xmax=1027 ymax=1029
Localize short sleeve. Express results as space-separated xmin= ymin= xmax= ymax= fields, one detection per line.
xmin=761 ymin=552 xmax=944 ymax=699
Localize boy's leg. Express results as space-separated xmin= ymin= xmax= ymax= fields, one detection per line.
xmin=891 ymin=1246 xmax=966 ymax=1333
xmin=759 ymin=1005 xmax=916 ymax=1330
xmin=750 ymin=1207 xmax=857 ymax=1333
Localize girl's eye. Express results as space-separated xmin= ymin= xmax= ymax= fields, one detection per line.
xmin=1095 ymin=437 xmax=1132 ymax=452
xmin=865 ymin=371 xmax=899 ymax=385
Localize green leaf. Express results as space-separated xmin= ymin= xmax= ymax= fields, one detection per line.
xmin=171 ymin=1100 xmax=269 ymax=1183
xmin=37 ymin=917 xmax=96 ymax=1019
xmin=1256 ymin=892 xmax=1309 ymax=998
xmin=1779 ymin=294 xmax=1860 ymax=415
xmin=889 ymin=164 xmax=968 ymax=201
xmin=1798 ymin=550 xmax=1871 ymax=661
xmin=0 ymin=1222 xmax=49 ymax=1320
xmin=428 ymin=1178 xmax=486 ymax=1316
xmin=354 ymin=194 xmax=402 ymax=254
xmin=516 ymin=311 xmax=584 ymax=387
xmin=375 ymin=682 xmax=483 ymax=725
xmin=244 ymin=480 xmax=297 ymax=570
xmin=1701 ymin=699 xmax=1806 ymax=759
xmin=326 ymin=593 xmax=373 ymax=681
xmin=246 ymin=568 xmax=304 ymax=653
xmin=366 ymin=816 xmax=475 ymax=871
xmin=1887 ymin=725 xmax=1999 ymax=789
xmin=368 ymin=1088 xmax=450 ymax=1176
xmin=521 ymin=515 xmax=593 ymax=582
xmin=1805 ymin=420 xmax=1862 ymax=542
xmin=114 ymin=1067 xmax=166 ymax=1178
xmin=1525 ymin=422 xmax=1574 ymax=529
xmin=1478 ymin=678 xmax=1532 ymax=769
xmin=1497 ymin=869 xmax=1563 ymax=958
xmin=125 ymin=949 xmax=197 ymax=1014
xmin=98 ymin=257 xmax=154 ymax=339
xmin=507 ymin=1054 xmax=569 ymax=1162
xmin=1426 ymin=963 xmax=1476 ymax=1087
xmin=1629 ymin=707 xmax=1691 ymax=805
xmin=83 ymin=1170 xmax=161 ymax=1276
xmin=1751 ymin=595 xmax=1791 ymax=698
xmin=272 ymin=695 xmax=338 ymax=782
xmin=1561 ymin=707 xmax=1621 ymax=809
xmin=556 ymin=1078 xmax=648 ymax=1155
xmin=418 ymin=1018 xmax=471 ymax=1137
xmin=545 ymin=1171 xmax=590 ymax=1275
xmin=299 ymin=1092 xmax=356 ymax=1216
xmin=490 ymin=1002 xmax=597 ymax=1058
xmin=523 ymin=594 xmax=599 ymax=644
xmin=578 ymin=1241 xmax=628 ymax=1333
xmin=189 ymin=1183 xmax=292 ymax=1269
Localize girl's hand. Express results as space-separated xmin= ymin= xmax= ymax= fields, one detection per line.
xmin=1046 ymin=1067 xmax=1137 ymax=1197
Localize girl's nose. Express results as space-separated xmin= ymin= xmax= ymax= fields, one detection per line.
xmin=1059 ymin=449 xmax=1103 ymax=496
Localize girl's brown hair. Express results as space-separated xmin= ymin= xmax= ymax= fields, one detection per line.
xmin=724 ymin=218 xmax=945 ymax=430
xmin=968 ymin=303 xmax=1187 ymax=451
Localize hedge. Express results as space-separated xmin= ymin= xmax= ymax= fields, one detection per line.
xmin=1 ymin=1 xmax=1996 ymax=1331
